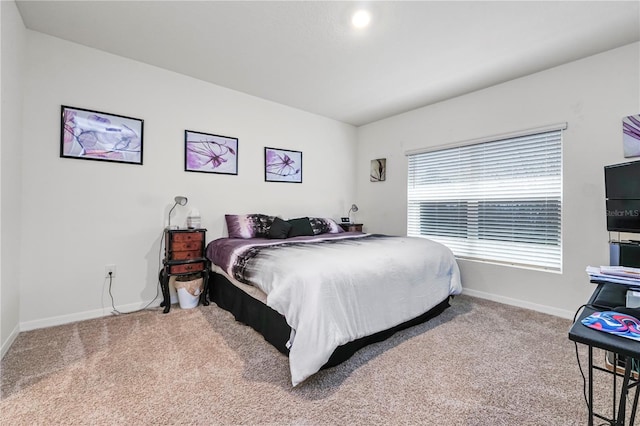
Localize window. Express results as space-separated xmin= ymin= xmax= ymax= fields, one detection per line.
xmin=407 ymin=125 xmax=564 ymax=271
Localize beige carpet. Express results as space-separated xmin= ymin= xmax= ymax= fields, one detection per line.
xmin=0 ymin=295 xmax=630 ymax=425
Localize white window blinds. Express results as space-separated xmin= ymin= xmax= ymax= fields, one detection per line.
xmin=407 ymin=128 xmax=563 ymax=271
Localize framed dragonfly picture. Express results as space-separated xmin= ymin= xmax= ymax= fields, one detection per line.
xmin=264 ymin=147 xmax=302 ymax=183
xmin=185 ymin=130 xmax=238 ymax=175
xmin=60 ymin=105 xmax=144 ymax=165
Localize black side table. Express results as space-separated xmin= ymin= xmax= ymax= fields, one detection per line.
xmin=159 ymin=228 xmax=210 ymax=313
xmin=568 ymin=282 xmax=640 ymax=425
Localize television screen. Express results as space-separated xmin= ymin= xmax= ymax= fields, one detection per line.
xmin=605 ymin=160 xmax=640 ymax=200
xmin=606 ymin=199 xmax=640 ymax=232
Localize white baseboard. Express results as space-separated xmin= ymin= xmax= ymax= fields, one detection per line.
xmin=1 ymin=324 xmax=20 ymax=359
xmin=461 ymin=288 xmax=575 ymax=320
xmin=19 ymin=299 xmax=163 ymax=332
xmin=13 ymin=289 xmax=573 ymax=337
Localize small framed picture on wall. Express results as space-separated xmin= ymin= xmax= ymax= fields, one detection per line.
xmin=264 ymin=147 xmax=302 ymax=183
xmin=184 ymin=130 xmax=238 ymax=175
xmin=623 ymin=114 xmax=640 ymax=158
xmin=370 ymin=158 xmax=386 ymax=182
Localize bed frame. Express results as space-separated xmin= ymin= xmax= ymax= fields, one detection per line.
xmin=208 ymin=272 xmax=451 ymax=369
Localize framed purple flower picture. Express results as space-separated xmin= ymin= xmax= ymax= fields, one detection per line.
xmin=264 ymin=147 xmax=302 ymax=183
xmin=60 ymin=105 xmax=143 ymax=165
xmin=623 ymin=114 xmax=640 ymax=158
xmin=185 ymin=130 xmax=238 ymax=175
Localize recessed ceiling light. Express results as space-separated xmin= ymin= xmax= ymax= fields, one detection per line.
xmin=352 ymin=10 xmax=371 ymax=29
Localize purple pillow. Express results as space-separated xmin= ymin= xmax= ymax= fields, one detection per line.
xmin=309 ymin=217 xmax=345 ymax=235
xmin=225 ymin=214 xmax=275 ymax=239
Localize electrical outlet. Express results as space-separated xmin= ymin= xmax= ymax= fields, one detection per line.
xmin=105 ymin=264 xmax=116 ymax=278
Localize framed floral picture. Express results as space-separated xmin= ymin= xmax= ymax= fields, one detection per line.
xmin=60 ymin=105 xmax=143 ymax=165
xmin=185 ymin=130 xmax=238 ymax=175
xmin=623 ymin=114 xmax=640 ymax=158
xmin=264 ymin=147 xmax=302 ymax=183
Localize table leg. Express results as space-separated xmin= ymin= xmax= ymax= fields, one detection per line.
xmin=614 ymin=353 xmax=619 ymax=422
xmin=159 ymin=270 xmax=166 ymax=308
xmin=200 ymin=269 xmax=210 ymax=306
xmin=616 ymin=358 xmax=633 ymax=426
xmin=160 ymin=268 xmax=171 ymax=314
xmin=589 ymin=345 xmax=594 ymax=426
xmin=630 ymin=368 xmax=639 ymax=425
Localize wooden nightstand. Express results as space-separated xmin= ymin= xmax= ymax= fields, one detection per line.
xmin=159 ymin=228 xmax=209 ymax=313
xmin=339 ymin=223 xmax=363 ymax=232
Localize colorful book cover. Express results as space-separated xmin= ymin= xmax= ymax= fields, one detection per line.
xmin=581 ymin=311 xmax=640 ymax=342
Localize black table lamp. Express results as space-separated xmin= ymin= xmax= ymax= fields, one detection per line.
xmin=348 ymin=204 xmax=359 ymax=224
xmin=167 ymin=195 xmax=188 ymax=229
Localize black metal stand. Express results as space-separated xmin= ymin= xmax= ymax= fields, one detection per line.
xmin=569 ymin=282 xmax=640 ymax=425
xmin=586 ymin=348 xmax=640 ymax=425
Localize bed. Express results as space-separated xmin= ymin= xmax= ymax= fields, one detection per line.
xmin=205 ymin=216 xmax=462 ymax=386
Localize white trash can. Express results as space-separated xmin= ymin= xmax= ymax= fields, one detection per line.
xmin=177 ymin=287 xmax=201 ymax=309
xmin=174 ymin=275 xmax=203 ymax=309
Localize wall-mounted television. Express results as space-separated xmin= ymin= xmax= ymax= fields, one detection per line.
xmin=605 ymin=160 xmax=640 ymax=233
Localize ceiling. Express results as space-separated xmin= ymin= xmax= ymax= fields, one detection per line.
xmin=15 ymin=1 xmax=640 ymax=127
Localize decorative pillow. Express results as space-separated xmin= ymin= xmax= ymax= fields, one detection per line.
xmin=225 ymin=214 xmax=275 ymax=239
xmin=287 ymin=217 xmax=314 ymax=237
xmin=269 ymin=217 xmax=292 ymax=239
xmin=309 ymin=217 xmax=345 ymax=234
xmin=325 ymin=218 xmax=345 ymax=234
xmin=308 ymin=217 xmax=330 ymax=235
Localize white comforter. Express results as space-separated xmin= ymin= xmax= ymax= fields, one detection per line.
xmin=231 ymin=234 xmax=462 ymax=386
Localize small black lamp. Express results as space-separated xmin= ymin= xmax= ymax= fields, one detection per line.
xmin=167 ymin=195 xmax=188 ymax=229
xmin=348 ymin=204 xmax=359 ymax=224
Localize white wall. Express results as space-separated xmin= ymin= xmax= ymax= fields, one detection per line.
xmin=19 ymin=31 xmax=357 ymax=328
xmin=356 ymin=42 xmax=640 ymax=318
xmin=1 ymin=0 xmax=26 ymax=356
xmin=6 ymin=15 xmax=638 ymax=341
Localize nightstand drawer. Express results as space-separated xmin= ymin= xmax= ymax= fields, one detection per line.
xmin=169 ymin=262 xmax=205 ymax=274
xmin=172 ymin=232 xmax=204 ymax=243
xmin=170 ymin=250 xmax=201 ymax=260
xmin=171 ymin=241 xmax=201 ymax=252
